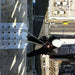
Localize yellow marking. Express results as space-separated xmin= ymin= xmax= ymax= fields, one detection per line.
xmin=63 ymin=22 xmax=68 ymax=25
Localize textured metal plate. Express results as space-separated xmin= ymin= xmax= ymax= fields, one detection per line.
xmin=0 ymin=23 xmax=28 ymax=49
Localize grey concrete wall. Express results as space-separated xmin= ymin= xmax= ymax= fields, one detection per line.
xmin=0 ymin=0 xmax=27 ymax=75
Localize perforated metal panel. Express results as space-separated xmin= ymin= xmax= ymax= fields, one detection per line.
xmin=0 ymin=23 xmax=28 ymax=49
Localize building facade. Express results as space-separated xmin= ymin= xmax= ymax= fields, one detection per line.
xmin=50 ymin=59 xmax=62 ymax=75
